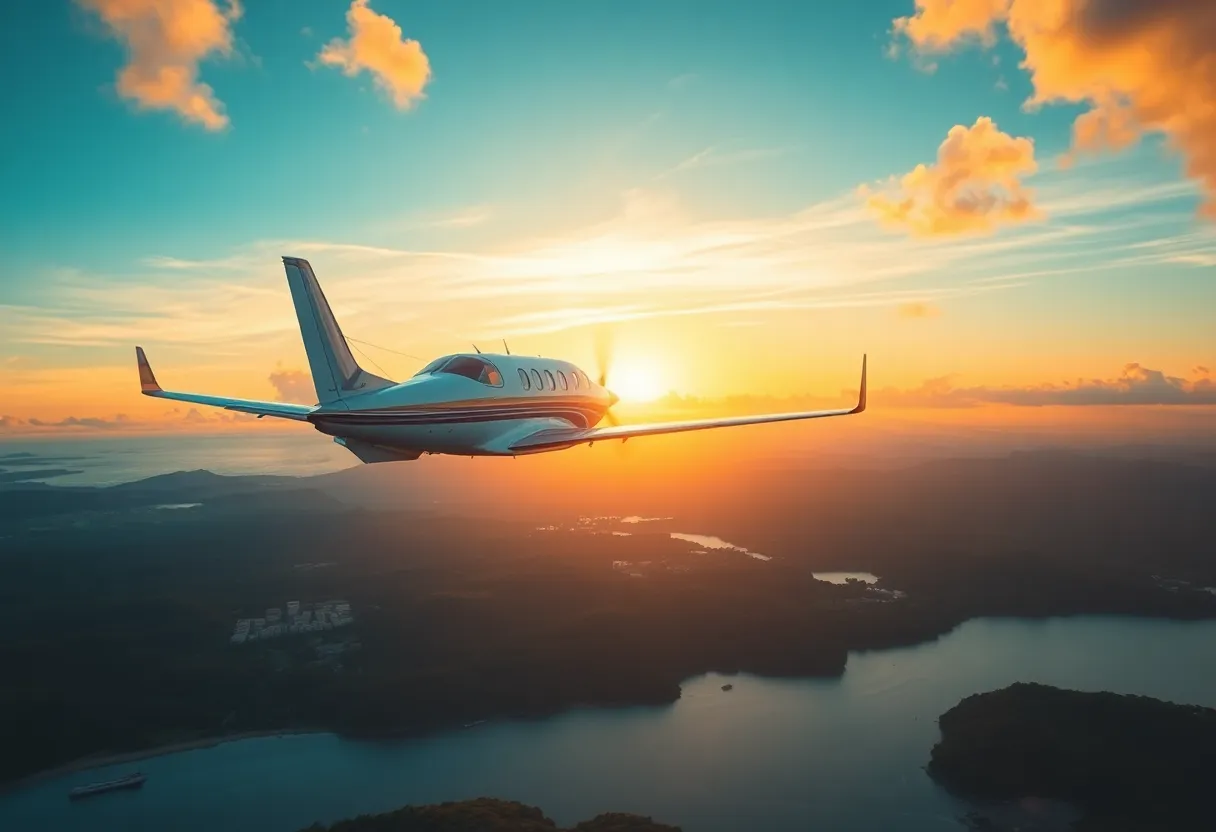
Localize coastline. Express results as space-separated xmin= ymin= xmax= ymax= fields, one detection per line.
xmin=0 ymin=728 xmax=324 ymax=796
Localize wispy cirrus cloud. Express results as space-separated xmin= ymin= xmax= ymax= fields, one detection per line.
xmin=656 ymin=145 xmax=794 ymax=179
xmin=318 ymin=0 xmax=431 ymax=110
xmin=2 ymin=160 xmax=1206 ymax=356
xmin=76 ymin=0 xmax=243 ymax=130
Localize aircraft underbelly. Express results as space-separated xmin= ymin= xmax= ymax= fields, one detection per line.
xmin=312 ymin=416 xmax=563 ymax=456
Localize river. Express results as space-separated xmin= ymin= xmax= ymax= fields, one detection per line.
xmin=3 ymin=616 xmax=1214 ymax=832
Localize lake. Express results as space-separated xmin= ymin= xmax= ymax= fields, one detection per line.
xmin=3 ymin=615 xmax=1214 ymax=832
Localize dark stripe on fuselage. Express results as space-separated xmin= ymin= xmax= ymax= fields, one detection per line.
xmin=312 ymin=406 xmax=602 ymax=430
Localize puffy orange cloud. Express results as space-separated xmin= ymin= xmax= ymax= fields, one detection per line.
xmin=898 ymin=301 xmax=941 ymax=318
xmin=319 ymin=0 xmax=432 ymax=110
xmin=268 ymin=369 xmax=314 ymax=403
xmin=894 ymin=0 xmax=1011 ymax=50
xmin=860 ymin=117 xmax=1041 ymax=236
xmin=77 ymin=0 xmax=242 ymax=130
xmin=893 ymin=0 xmax=1216 ymax=217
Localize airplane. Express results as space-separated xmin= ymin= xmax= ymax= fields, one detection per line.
xmin=135 ymin=256 xmax=866 ymax=464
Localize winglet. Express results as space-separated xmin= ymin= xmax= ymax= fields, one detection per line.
xmin=135 ymin=346 xmax=162 ymax=394
xmin=850 ymin=354 xmax=867 ymax=414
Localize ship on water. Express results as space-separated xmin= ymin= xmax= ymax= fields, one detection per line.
xmin=68 ymin=772 xmax=146 ymax=800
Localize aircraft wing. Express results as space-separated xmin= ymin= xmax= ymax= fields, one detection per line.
xmin=135 ymin=346 xmax=317 ymax=422
xmin=510 ymin=355 xmax=866 ymax=453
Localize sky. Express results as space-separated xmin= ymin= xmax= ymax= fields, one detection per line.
xmin=1 ymin=0 xmax=1214 ymax=436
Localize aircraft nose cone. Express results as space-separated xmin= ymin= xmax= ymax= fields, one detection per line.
xmin=607 ymin=390 xmax=619 ymax=407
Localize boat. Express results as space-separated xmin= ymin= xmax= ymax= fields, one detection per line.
xmin=462 ymin=719 xmax=487 ymax=729
xmin=68 ymin=772 xmax=147 ymax=800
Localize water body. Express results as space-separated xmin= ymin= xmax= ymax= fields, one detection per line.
xmin=0 ymin=434 xmax=353 ymax=487
xmin=670 ymin=533 xmax=772 ymax=561
xmin=813 ymin=572 xmax=879 ymax=585
xmin=4 ymin=616 xmax=1215 ymax=832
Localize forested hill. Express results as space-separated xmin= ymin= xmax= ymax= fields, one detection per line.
xmin=928 ymin=683 xmax=1216 ymax=831
xmin=298 ymin=798 xmax=681 ymax=831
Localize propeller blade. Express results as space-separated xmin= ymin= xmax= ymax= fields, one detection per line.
xmin=593 ymin=326 xmax=613 ymax=388
xmin=604 ymin=408 xmax=620 ymax=427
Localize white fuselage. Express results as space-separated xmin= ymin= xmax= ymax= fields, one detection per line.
xmin=308 ymin=353 xmax=613 ymax=456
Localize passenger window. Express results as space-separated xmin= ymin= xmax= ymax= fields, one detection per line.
xmin=558 ymin=371 xmax=569 ymax=391
xmin=571 ymin=370 xmax=580 ymax=390
xmin=544 ymin=370 xmax=555 ymax=390
xmin=531 ymin=368 xmax=543 ymax=390
xmin=518 ymin=368 xmax=530 ymax=390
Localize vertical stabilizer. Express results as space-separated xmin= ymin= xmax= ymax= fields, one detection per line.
xmin=282 ymin=256 xmax=394 ymax=404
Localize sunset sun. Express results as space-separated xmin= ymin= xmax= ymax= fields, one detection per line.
xmin=606 ymin=361 xmax=664 ymax=403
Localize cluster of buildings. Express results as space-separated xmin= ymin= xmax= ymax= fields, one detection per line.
xmin=230 ymin=600 xmax=354 ymax=645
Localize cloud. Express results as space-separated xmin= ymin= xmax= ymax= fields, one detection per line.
xmin=319 ymin=0 xmax=431 ymax=110
xmin=880 ymin=363 xmax=1216 ymax=407
xmin=860 ymin=117 xmax=1041 ymax=236
xmin=418 ymin=205 xmax=494 ymax=229
xmin=656 ymin=145 xmax=793 ymax=179
xmin=268 ymin=369 xmax=315 ymax=403
xmin=77 ymin=0 xmax=242 ymax=130
xmin=5 ymin=161 xmax=1205 ymax=355
xmin=892 ymin=0 xmax=1216 ymax=218
xmin=0 ymin=415 xmax=28 ymax=430
xmin=26 ymin=414 xmax=134 ymax=430
xmin=898 ymin=301 xmax=941 ymax=319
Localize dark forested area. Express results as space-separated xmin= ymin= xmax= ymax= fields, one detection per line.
xmin=297 ymin=798 xmax=681 ymax=831
xmin=929 ymin=683 xmax=1216 ymax=831
xmin=2 ymin=453 xmax=1215 ymax=786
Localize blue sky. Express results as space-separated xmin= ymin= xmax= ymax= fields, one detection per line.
xmin=0 ymin=0 xmax=1074 ymax=264
xmin=1 ymin=0 xmax=1213 ymax=427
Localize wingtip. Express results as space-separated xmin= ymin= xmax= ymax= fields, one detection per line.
xmin=135 ymin=345 xmax=161 ymax=394
xmin=852 ymin=353 xmax=867 ymax=414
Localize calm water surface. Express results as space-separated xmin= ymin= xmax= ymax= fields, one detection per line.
xmin=811 ymin=572 xmax=879 ymax=584
xmin=3 ymin=616 xmax=1214 ymax=832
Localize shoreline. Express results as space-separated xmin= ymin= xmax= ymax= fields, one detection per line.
xmin=0 ymin=728 xmax=324 ymax=795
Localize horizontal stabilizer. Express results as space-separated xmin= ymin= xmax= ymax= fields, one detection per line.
xmin=135 ymin=347 xmax=316 ymax=422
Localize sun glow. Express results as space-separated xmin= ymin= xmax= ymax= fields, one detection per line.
xmin=606 ymin=360 xmax=664 ymax=403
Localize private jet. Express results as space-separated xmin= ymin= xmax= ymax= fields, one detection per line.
xmin=135 ymin=257 xmax=866 ymax=464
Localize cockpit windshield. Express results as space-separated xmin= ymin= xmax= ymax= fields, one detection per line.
xmin=413 ymin=356 xmax=452 ymax=377
xmin=440 ymin=356 xmax=503 ymax=386
xmin=411 ymin=355 xmax=505 ymax=387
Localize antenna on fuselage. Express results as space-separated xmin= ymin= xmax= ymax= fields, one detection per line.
xmin=503 ymin=339 xmax=511 ymax=355
xmin=472 ymin=343 xmax=482 ymax=354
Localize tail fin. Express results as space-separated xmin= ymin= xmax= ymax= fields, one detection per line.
xmin=282 ymin=256 xmax=394 ymax=404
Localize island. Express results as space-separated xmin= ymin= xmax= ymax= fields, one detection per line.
xmin=927 ymin=683 xmax=1216 ymax=831
xmin=297 ymin=797 xmax=681 ymax=831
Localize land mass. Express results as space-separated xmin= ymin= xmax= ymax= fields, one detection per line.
xmin=297 ymin=797 xmax=680 ymax=831
xmin=2 ymin=451 xmax=1215 ymax=786
xmin=928 ymin=683 xmax=1216 ymax=831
